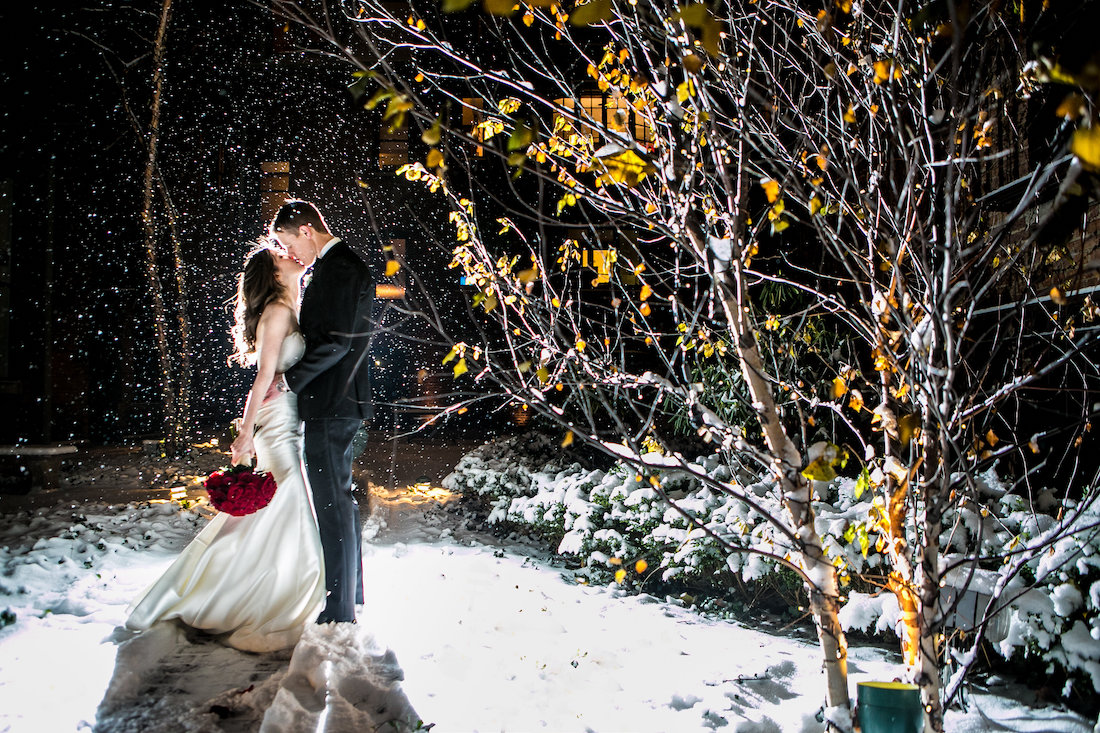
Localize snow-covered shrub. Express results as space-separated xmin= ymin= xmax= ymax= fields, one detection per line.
xmin=447 ymin=433 xmax=1100 ymax=693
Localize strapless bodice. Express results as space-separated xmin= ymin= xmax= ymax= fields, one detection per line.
xmin=278 ymin=331 xmax=305 ymax=373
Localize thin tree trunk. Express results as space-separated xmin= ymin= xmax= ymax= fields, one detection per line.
xmin=141 ymin=0 xmax=176 ymax=450
xmin=44 ymin=155 xmax=56 ymax=441
xmin=917 ymin=421 xmax=945 ymax=732
xmin=162 ymin=183 xmax=191 ymax=450
xmin=718 ymin=275 xmax=851 ymax=723
xmin=697 ymin=161 xmax=850 ymax=728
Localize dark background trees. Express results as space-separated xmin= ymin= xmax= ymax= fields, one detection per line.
xmin=2 ymin=1 xmax=485 ymax=446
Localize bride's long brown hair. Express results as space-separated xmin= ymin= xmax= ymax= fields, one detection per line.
xmin=229 ymin=245 xmax=287 ymax=367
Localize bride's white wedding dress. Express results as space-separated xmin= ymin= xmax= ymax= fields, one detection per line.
xmin=126 ymin=331 xmax=325 ymax=652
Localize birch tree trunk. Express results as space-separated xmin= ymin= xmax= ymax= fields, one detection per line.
xmin=163 ymin=186 xmax=191 ymax=449
xmin=714 ymin=266 xmax=851 ymax=726
xmin=140 ymin=0 xmax=176 ymax=451
xmin=696 ymin=150 xmax=851 ymax=727
xmin=917 ymin=421 xmax=945 ymax=732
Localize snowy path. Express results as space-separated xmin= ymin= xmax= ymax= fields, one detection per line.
xmin=0 ymin=488 xmax=1094 ymax=732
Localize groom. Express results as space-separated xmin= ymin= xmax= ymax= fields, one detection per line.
xmin=271 ymin=199 xmax=373 ymax=624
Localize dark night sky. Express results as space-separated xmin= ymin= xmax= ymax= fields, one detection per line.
xmin=2 ymin=2 xmax=473 ymax=445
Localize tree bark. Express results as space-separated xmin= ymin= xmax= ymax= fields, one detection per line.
xmin=141 ymin=0 xmax=176 ymax=450
xmin=715 ymin=268 xmax=851 ymax=724
xmin=162 ymin=184 xmax=191 ymax=450
xmin=697 ymin=150 xmax=851 ymax=724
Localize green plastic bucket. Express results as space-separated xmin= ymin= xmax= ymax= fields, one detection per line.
xmin=857 ymin=681 xmax=923 ymax=733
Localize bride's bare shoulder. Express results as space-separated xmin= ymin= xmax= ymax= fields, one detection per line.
xmin=258 ymin=301 xmax=298 ymax=333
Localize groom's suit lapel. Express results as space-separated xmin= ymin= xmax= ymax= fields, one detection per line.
xmin=300 ymin=248 xmax=331 ymax=315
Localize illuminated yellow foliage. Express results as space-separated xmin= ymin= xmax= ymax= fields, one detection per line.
xmin=761 ymin=178 xmax=780 ymax=203
xmin=673 ymin=3 xmax=722 ymax=56
xmin=483 ymin=0 xmax=516 ymax=16
xmin=831 ymin=376 xmax=848 ymax=399
xmin=873 ymin=59 xmax=903 ymax=84
xmin=801 ymin=441 xmax=849 ymax=481
xmin=597 ymin=148 xmax=656 ymax=187
xmin=421 ymin=117 xmax=442 ymax=146
xmin=848 ymin=390 xmax=864 ymax=412
xmin=1072 ymin=126 xmax=1100 ymax=172
xmin=570 ymin=0 xmax=612 ymax=26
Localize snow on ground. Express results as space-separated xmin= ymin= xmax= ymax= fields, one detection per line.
xmin=0 ymin=483 xmax=1095 ymax=733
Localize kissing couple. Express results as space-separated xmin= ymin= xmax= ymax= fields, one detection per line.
xmin=126 ymin=198 xmax=375 ymax=651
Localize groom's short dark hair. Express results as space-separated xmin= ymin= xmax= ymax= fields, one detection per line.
xmin=270 ymin=199 xmax=328 ymax=234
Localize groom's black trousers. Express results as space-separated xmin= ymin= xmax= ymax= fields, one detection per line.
xmin=302 ymin=417 xmax=364 ymax=622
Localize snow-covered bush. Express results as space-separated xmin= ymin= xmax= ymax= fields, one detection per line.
xmin=446 ymin=433 xmax=1100 ymax=694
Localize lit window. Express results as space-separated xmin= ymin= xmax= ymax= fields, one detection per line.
xmin=554 ymin=94 xmax=653 ymax=146
xmin=462 ymin=98 xmax=486 ymax=156
xmin=582 ymin=249 xmax=616 ymax=284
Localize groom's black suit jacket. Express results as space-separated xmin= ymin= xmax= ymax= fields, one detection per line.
xmin=285 ymin=239 xmax=374 ymax=421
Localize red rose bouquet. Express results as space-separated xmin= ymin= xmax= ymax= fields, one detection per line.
xmin=203 ymin=464 xmax=277 ymax=516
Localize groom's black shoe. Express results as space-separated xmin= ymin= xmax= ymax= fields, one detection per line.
xmin=316 ymin=612 xmax=356 ymax=624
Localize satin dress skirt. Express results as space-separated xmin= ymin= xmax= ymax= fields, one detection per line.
xmin=125 ymin=393 xmax=325 ymax=652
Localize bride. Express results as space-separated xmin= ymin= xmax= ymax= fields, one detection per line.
xmin=125 ymin=243 xmax=325 ymax=652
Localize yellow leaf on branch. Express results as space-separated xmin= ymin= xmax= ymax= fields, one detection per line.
xmin=898 ymin=413 xmax=921 ymax=444
xmin=570 ymin=0 xmax=612 ymax=26
xmin=831 ymin=376 xmax=848 ymax=399
xmin=483 ymin=0 xmax=516 ymax=16
xmin=761 ymin=178 xmax=780 ymax=203
xmin=426 ymin=149 xmax=444 ymax=169
xmin=385 ymin=260 xmax=401 ymax=277
xmin=561 ymin=430 xmax=574 ymax=447
xmin=597 ymin=147 xmax=656 ymax=187
xmin=848 ymin=389 xmax=864 ymax=412
xmin=1072 ymin=126 xmax=1100 ymax=172
xmin=421 ymin=117 xmax=442 ymax=146
xmin=673 ymin=3 xmax=723 ymax=56
xmin=801 ymin=441 xmax=849 ymax=481
xmin=453 ymin=358 xmax=468 ymax=377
